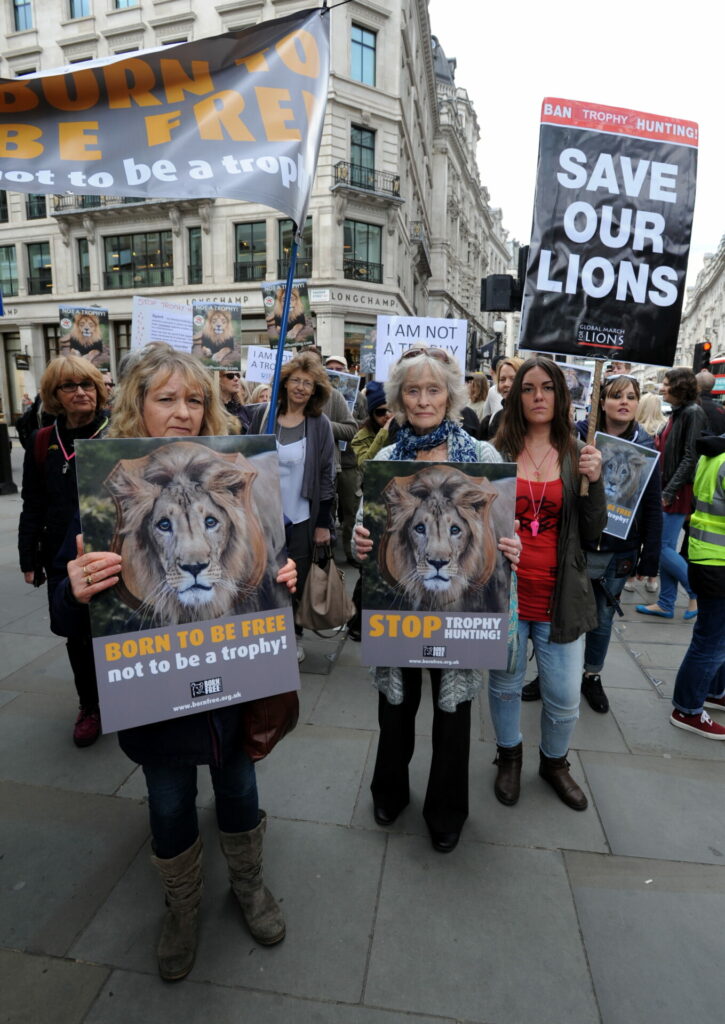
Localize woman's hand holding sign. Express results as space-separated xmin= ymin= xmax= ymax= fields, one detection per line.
xmin=68 ymin=534 xmax=121 ymax=604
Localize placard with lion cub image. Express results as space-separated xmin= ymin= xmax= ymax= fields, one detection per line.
xmin=594 ymin=431 xmax=659 ymax=540
xmin=75 ymin=435 xmax=298 ymax=734
xmin=361 ymin=460 xmax=517 ymax=671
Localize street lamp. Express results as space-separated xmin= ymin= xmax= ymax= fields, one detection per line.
xmin=493 ymin=317 xmax=506 ymax=357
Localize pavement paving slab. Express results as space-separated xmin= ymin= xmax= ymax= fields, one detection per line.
xmin=607 ymin=688 xmax=725 ymax=761
xmin=2 ymin=781 xmax=149 ymax=957
xmin=0 ymin=949 xmax=109 ymax=1024
xmin=566 ymin=851 xmax=725 ymax=1024
xmin=0 ymin=631 xmax=63 ymax=682
xmin=84 ymin=969 xmax=456 ymax=1024
xmin=366 ymin=836 xmax=599 ymax=1024
xmin=581 ymin=749 xmax=725 ymax=864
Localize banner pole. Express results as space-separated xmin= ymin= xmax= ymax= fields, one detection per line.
xmin=265 ymin=232 xmax=300 ymax=435
xmin=580 ymin=358 xmax=606 ymax=496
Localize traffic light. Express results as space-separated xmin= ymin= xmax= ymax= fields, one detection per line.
xmin=693 ymin=341 xmax=712 ymax=373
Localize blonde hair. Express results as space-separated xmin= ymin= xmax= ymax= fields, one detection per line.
xmin=251 ymin=383 xmax=271 ymax=403
xmin=108 ymin=344 xmax=238 ymax=438
xmin=39 ymin=355 xmax=107 ymax=417
xmin=637 ymin=392 xmax=667 ymax=436
xmin=495 ymin=356 xmax=524 ymax=387
xmin=386 ymin=351 xmax=468 ymax=425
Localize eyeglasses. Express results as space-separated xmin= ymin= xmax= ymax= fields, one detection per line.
xmin=223 ymin=372 xmax=241 ymax=380
xmin=399 ymin=346 xmax=453 ymax=364
xmin=57 ymin=380 xmax=95 ymax=394
xmin=287 ymin=377 xmax=315 ymax=392
xmin=373 ymin=407 xmax=389 ymax=417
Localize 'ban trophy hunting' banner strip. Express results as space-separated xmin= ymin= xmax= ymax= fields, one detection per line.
xmin=519 ymin=98 xmax=698 ymax=367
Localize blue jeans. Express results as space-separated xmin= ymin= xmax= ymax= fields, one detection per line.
xmin=658 ymin=512 xmax=696 ymax=614
xmin=143 ymin=750 xmax=259 ymax=859
xmin=488 ymin=619 xmax=584 ymax=759
xmin=584 ymin=550 xmax=637 ymax=674
xmin=672 ymin=594 xmax=725 ymax=715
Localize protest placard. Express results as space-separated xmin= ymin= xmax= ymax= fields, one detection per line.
xmin=595 ymin=431 xmax=659 ymax=539
xmin=191 ymin=301 xmax=242 ymax=370
xmin=520 ymin=98 xmax=698 ymax=367
xmin=261 ymin=280 xmax=315 ymax=345
xmin=75 ymin=435 xmax=298 ymax=733
xmin=244 ymin=344 xmax=293 ymax=385
xmin=361 ymin=460 xmax=516 ymax=670
xmin=325 ymin=368 xmax=361 ymax=412
xmin=375 ymin=316 xmax=467 ymax=382
xmin=58 ymin=306 xmax=110 ymax=372
xmin=131 ymin=296 xmax=192 ymax=352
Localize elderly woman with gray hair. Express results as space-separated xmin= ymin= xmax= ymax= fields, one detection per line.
xmin=353 ymin=346 xmax=520 ymax=853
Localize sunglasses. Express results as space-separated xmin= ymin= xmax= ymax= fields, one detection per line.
xmin=399 ymin=346 xmax=453 ymax=364
xmin=57 ymin=380 xmax=95 ymax=394
xmin=223 ymin=372 xmax=241 ymax=380
xmin=373 ymin=407 xmax=389 ymax=417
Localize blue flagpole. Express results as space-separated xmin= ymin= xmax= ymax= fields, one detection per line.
xmin=265 ymin=231 xmax=299 ymax=434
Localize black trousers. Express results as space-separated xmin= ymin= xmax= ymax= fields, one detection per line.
xmin=370 ymin=668 xmax=471 ymax=834
xmin=66 ymin=633 xmax=99 ymax=711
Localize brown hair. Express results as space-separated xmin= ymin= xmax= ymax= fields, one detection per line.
xmin=278 ymin=352 xmax=331 ymax=417
xmin=466 ymin=372 xmax=489 ymax=404
xmin=493 ymin=356 xmax=576 ymax=461
xmin=664 ymin=366 xmax=698 ymax=405
xmin=39 ymin=355 xmax=107 ymax=417
xmin=597 ymin=374 xmax=641 ymax=437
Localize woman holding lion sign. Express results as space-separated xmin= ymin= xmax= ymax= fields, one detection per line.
xmin=353 ymin=347 xmax=521 ymax=853
xmin=51 ymin=345 xmax=297 ymax=982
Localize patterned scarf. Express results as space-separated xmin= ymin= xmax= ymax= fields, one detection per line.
xmin=391 ymin=418 xmax=479 ymax=462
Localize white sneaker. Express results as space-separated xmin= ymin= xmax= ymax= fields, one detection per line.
xmin=645 ymin=580 xmax=659 ymax=593
xmin=296 ymin=643 xmax=305 ymax=663
xmin=623 ymin=581 xmax=635 ymax=592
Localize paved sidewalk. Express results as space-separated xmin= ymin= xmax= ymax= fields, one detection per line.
xmin=2 ymin=439 xmax=725 ymax=1024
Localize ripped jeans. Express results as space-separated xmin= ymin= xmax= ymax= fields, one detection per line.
xmin=488 ymin=619 xmax=584 ymax=759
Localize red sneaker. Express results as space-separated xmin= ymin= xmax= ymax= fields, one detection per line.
xmin=73 ymin=708 xmax=101 ymax=747
xmin=703 ymin=696 xmax=725 ymax=712
xmin=671 ymin=709 xmax=725 ymax=740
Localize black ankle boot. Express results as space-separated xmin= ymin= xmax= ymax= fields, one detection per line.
xmin=493 ymin=742 xmax=523 ymax=805
xmin=538 ymin=750 xmax=588 ymax=811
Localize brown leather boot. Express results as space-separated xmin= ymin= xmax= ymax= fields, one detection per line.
xmin=493 ymin=742 xmax=523 ymax=805
xmin=538 ymin=751 xmax=588 ymax=811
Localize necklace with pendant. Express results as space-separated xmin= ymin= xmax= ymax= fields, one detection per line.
xmin=524 ymin=443 xmax=555 ymax=481
xmin=527 ymin=477 xmax=548 ymax=537
xmin=55 ymin=417 xmax=108 ymax=473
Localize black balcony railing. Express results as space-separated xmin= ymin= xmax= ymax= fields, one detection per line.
xmin=343 ymin=258 xmax=382 ymax=284
xmin=334 ymin=162 xmax=401 ymax=198
xmin=27 ymin=273 xmax=53 ymax=294
xmin=277 ymin=257 xmax=313 ymax=278
xmin=78 ymin=271 xmax=91 ymax=291
xmin=233 ymin=260 xmax=266 ymax=283
xmin=103 ymin=266 xmax=173 ymax=289
xmin=188 ymin=264 xmax=203 ymax=285
xmin=53 ymin=194 xmax=148 ymax=213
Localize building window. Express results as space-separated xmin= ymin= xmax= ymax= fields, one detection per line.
xmin=0 ymin=192 xmax=8 ymax=223
xmin=78 ymin=238 xmax=90 ymax=291
xmin=43 ymin=323 xmax=61 ymax=363
xmin=103 ymin=231 xmax=173 ymax=289
xmin=350 ymin=126 xmax=375 ymax=189
xmin=351 ymin=25 xmax=376 ymax=86
xmin=234 ymin=221 xmax=266 ymax=282
xmin=188 ymin=226 xmax=202 ymax=284
xmin=115 ymin=320 xmax=132 ymax=362
xmin=25 ymin=194 xmax=47 ymax=220
xmin=278 ymin=217 xmax=312 ymax=278
xmin=69 ymin=0 xmax=89 ymax=16
xmin=114 ymin=0 xmax=138 ymax=9
xmin=13 ymin=0 xmax=32 ymax=31
xmin=27 ymin=241 xmax=52 ymax=294
xmin=0 ymin=246 xmax=18 ymax=296
xmin=343 ymin=220 xmax=382 ymax=283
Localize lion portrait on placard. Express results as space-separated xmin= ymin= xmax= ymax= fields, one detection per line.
xmin=60 ymin=312 xmax=105 ymax=363
xmin=198 ymin=307 xmax=237 ymax=363
xmin=266 ymin=286 xmax=314 ymax=342
xmin=378 ymin=465 xmax=503 ymax=611
xmin=599 ymin=441 xmax=649 ymax=507
xmin=104 ymin=443 xmax=270 ymax=626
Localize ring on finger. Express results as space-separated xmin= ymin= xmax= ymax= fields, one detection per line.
xmin=87 ymin=573 xmax=94 ymax=586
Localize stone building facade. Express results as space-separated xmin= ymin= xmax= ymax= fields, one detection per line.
xmin=676 ymin=235 xmax=725 ymax=370
xmin=0 ymin=0 xmax=512 ymax=420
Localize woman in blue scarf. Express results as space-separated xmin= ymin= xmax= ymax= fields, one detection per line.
xmin=353 ymin=347 xmax=520 ymax=853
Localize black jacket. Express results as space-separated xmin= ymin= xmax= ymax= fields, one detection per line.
xmin=576 ymin=420 xmax=663 ymax=577
xmin=698 ymin=391 xmax=725 ymax=436
xmin=18 ymin=412 xmax=108 ymax=574
xmin=661 ymin=401 xmax=709 ymax=504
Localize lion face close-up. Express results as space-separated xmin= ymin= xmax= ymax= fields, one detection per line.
xmin=64 ymin=312 xmax=104 ymax=359
xmin=378 ymin=465 xmax=499 ymax=611
xmin=601 ymin=446 xmax=648 ymax=505
xmin=105 ymin=443 xmax=267 ymax=625
xmin=204 ymin=309 xmax=233 ymax=340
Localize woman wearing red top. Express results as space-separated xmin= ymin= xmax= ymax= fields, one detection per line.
xmin=488 ymin=357 xmax=606 ymax=810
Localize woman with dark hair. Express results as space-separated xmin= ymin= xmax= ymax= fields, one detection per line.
xmin=351 ymin=380 xmax=396 ymax=466
xmin=636 ymin=366 xmax=708 ymax=620
xmin=18 ymin=354 xmax=109 ymax=747
xmin=487 ymin=357 xmax=606 ymax=811
xmin=466 ymin=372 xmax=489 ymax=423
xmin=248 ymin=352 xmax=336 ymax=661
